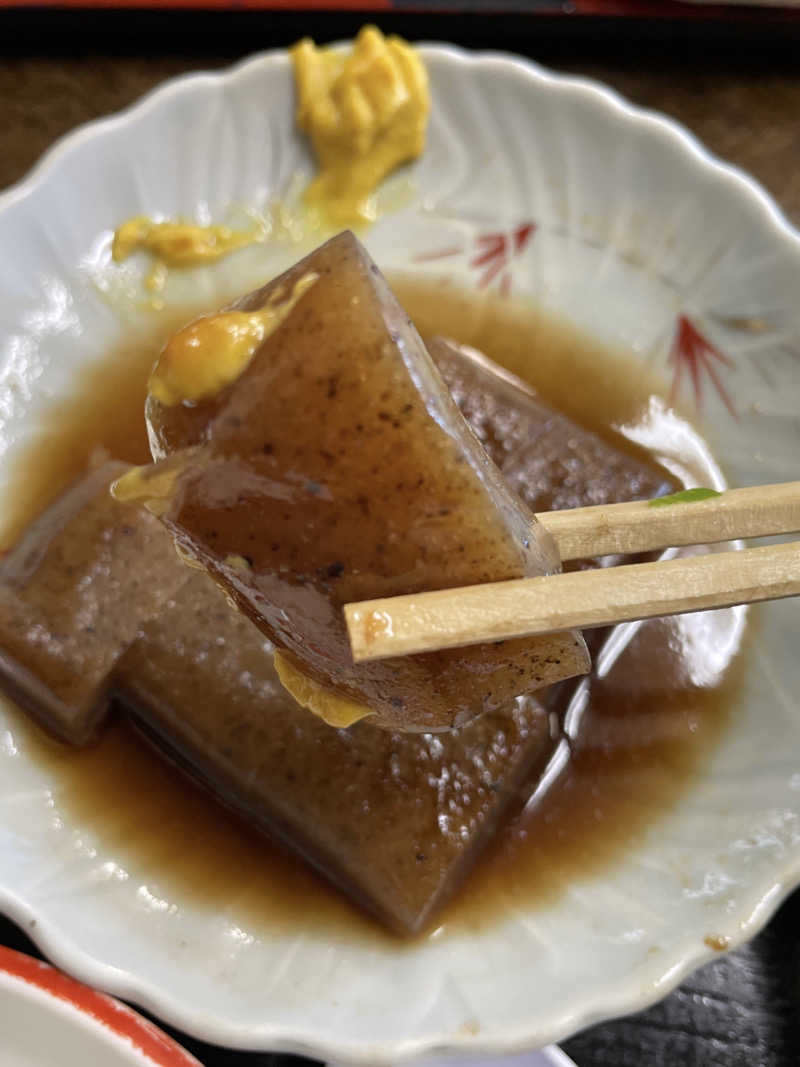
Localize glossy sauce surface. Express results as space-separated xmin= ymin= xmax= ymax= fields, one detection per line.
xmin=1 ymin=281 xmax=745 ymax=941
xmin=145 ymin=233 xmax=587 ymax=732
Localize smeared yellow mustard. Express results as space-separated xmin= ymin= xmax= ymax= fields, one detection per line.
xmin=148 ymin=272 xmax=318 ymax=407
xmin=112 ymin=217 xmax=261 ymax=295
xmin=291 ymin=25 xmax=429 ymax=225
xmin=224 ymin=554 xmax=251 ymax=575
xmin=111 ymin=462 xmax=182 ymax=516
xmin=174 ymin=541 xmax=205 ymax=571
xmin=274 ymin=651 xmax=373 ymax=729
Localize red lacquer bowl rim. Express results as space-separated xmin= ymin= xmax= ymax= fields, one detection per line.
xmin=0 ymin=945 xmax=202 ymax=1067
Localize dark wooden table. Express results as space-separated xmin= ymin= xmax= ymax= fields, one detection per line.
xmin=1 ymin=12 xmax=799 ymax=1066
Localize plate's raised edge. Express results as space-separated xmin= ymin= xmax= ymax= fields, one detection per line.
xmin=1 ymin=42 xmax=800 ymax=1061
xmin=0 ymin=944 xmax=202 ymax=1066
xmin=327 ymin=1043 xmax=580 ymax=1067
xmin=423 ymin=45 xmax=800 ymax=255
xmin=1 ymin=41 xmax=799 ymax=260
xmin=0 ymin=871 xmax=793 ymax=1061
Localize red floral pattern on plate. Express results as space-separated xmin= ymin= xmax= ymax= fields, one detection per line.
xmin=669 ymin=314 xmax=737 ymax=417
xmin=416 ymin=227 xmax=739 ymax=419
xmin=414 ymin=221 xmax=536 ymax=295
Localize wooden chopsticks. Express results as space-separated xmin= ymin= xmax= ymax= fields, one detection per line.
xmin=344 ymin=481 xmax=800 ymax=663
xmin=535 ymin=481 xmax=800 ymax=562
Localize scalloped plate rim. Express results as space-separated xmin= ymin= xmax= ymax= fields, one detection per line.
xmin=0 ymin=873 xmax=795 ymax=1060
xmin=2 ymin=43 xmax=798 ymax=259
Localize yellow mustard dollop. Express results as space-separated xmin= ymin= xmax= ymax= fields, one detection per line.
xmin=110 ymin=462 xmax=182 ymax=516
xmin=291 ymin=25 xmax=429 ymax=225
xmin=147 ymin=271 xmax=318 ymax=407
xmin=111 ymin=217 xmax=260 ymax=289
xmin=273 ymin=651 xmax=374 ymax=729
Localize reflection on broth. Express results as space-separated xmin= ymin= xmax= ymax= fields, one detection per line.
xmin=0 ymin=307 xmax=194 ymax=551
xmin=12 ymin=713 xmax=378 ymax=942
xmin=447 ymin=609 xmax=746 ymax=931
xmin=0 ymin=280 xmax=746 ymax=942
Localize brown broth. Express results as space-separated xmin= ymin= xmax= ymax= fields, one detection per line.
xmin=0 ymin=308 xmax=192 ymax=551
xmin=1 ymin=281 xmax=746 ymax=943
xmin=393 ymin=277 xmax=649 ymax=439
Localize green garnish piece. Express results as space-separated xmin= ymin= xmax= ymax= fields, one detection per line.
xmin=648 ymin=487 xmax=722 ymax=508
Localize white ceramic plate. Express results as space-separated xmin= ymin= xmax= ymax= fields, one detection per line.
xmin=0 ymin=43 xmax=799 ymax=1064
xmin=329 ymin=1048 xmax=577 ymax=1067
xmin=0 ymin=945 xmax=201 ymax=1067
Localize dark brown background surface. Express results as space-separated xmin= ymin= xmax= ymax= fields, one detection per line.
xmin=1 ymin=12 xmax=799 ymax=1067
